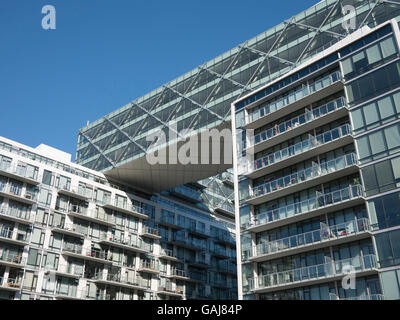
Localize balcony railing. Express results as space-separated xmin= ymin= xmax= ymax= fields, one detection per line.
xmin=251 ymin=123 xmax=352 ymax=174
xmin=102 ymin=198 xmax=150 ymax=217
xmin=0 ymin=228 xmax=29 ymax=243
xmin=171 ymin=269 xmax=188 ymax=278
xmin=170 ymin=186 xmax=202 ymax=203
xmin=249 ymin=185 xmax=364 ymax=229
xmin=56 ymin=263 xmax=83 ymax=276
xmin=0 ymin=252 xmax=24 ymax=265
xmin=0 ymin=206 xmax=32 ymax=222
xmin=69 ymin=206 xmax=115 ymax=225
xmin=330 ymin=293 xmax=385 ymax=300
xmin=250 ymin=153 xmax=357 ymax=200
xmin=0 ymin=277 xmax=22 ymax=289
xmin=142 ymin=226 xmax=160 ymax=237
xmin=99 ymin=233 xmax=150 ymax=252
xmin=254 ymin=218 xmax=370 ymax=258
xmin=248 ymin=71 xmax=342 ymax=124
xmin=0 ymin=163 xmax=39 ymax=183
xmin=251 ymin=97 xmax=346 ymax=147
xmin=0 ymin=183 xmax=38 ymax=202
xmin=253 ymin=254 xmax=377 ymax=291
xmin=140 ymin=260 xmax=159 ymax=271
xmin=62 ymin=244 xmax=109 ymax=260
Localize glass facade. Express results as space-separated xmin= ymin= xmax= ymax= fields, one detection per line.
xmin=233 ymin=12 xmax=400 ymax=300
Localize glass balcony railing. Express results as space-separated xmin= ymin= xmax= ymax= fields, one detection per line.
xmin=142 ymin=226 xmax=160 ymax=237
xmin=0 ymin=183 xmax=38 ymax=202
xmin=251 ymin=97 xmax=346 ymax=147
xmin=102 ymin=198 xmax=150 ymax=217
xmin=0 ymin=206 xmax=31 ymax=222
xmin=62 ymin=244 xmax=109 ymax=261
xmin=0 ymin=227 xmax=29 ymax=243
xmin=250 ymin=153 xmax=357 ymax=200
xmin=248 ymin=185 xmax=364 ymax=230
xmin=254 ymin=218 xmax=370 ymax=258
xmin=170 ymin=186 xmax=202 ymax=202
xmin=140 ymin=260 xmax=159 ymax=270
xmin=68 ymin=206 xmax=115 ymax=225
xmin=215 ymin=202 xmax=235 ymax=215
xmin=99 ymin=233 xmax=150 ymax=252
xmin=159 ymin=248 xmax=179 ymax=259
xmin=0 ymin=163 xmax=39 ymax=183
xmin=254 ymin=254 xmax=377 ymax=291
xmin=56 ymin=264 xmax=83 ymax=276
xmin=0 ymin=252 xmax=24 ymax=265
xmin=251 ymin=124 xmax=352 ymax=173
xmin=0 ymin=277 xmax=22 ymax=289
xmin=171 ymin=269 xmax=188 ymax=278
xmin=330 ymin=293 xmax=385 ymax=300
xmin=249 ymin=71 xmax=342 ymax=124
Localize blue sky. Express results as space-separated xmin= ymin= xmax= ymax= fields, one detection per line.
xmin=0 ymin=0 xmax=316 ymax=160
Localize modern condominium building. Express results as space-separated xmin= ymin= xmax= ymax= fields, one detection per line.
xmin=0 ymin=137 xmax=237 ymax=300
xmin=232 ymin=12 xmax=400 ymax=300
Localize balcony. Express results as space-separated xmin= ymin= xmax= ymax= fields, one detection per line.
xmin=214 ymin=232 xmax=236 ymax=247
xmin=188 ymin=257 xmax=211 ymax=269
xmin=187 ymin=224 xmax=210 ymax=238
xmin=210 ymin=247 xmax=230 ymax=259
xmin=249 ymin=97 xmax=347 ymax=154
xmin=249 ymin=218 xmax=372 ymax=262
xmin=101 ymin=199 xmax=149 ymax=220
xmin=61 ymin=245 xmax=112 ymax=264
xmin=247 ymin=153 xmax=359 ymax=205
xmin=0 ymin=163 xmax=40 ymax=186
xmin=0 ymin=228 xmax=29 ymax=246
xmin=171 ymin=234 xmax=206 ymax=251
xmin=245 ymin=71 xmax=344 ymax=130
xmin=246 ymin=185 xmax=365 ymax=233
xmin=247 ymin=124 xmax=353 ymax=180
xmin=54 ymin=287 xmax=80 ymax=300
xmin=0 ymin=184 xmax=37 ymax=205
xmin=216 ymin=262 xmax=237 ymax=275
xmin=51 ymin=222 xmax=86 ymax=239
xmin=58 ymin=185 xmax=90 ymax=201
xmin=54 ymin=264 xmax=83 ymax=278
xmin=141 ymin=226 xmax=161 ymax=240
xmin=67 ymin=206 xmax=116 ymax=227
xmin=215 ymin=202 xmax=235 ymax=217
xmin=158 ymin=248 xmax=180 ymax=262
xmin=98 ymin=234 xmax=150 ymax=254
xmin=138 ymin=260 xmax=160 ymax=274
xmin=93 ymin=272 xmax=150 ymax=290
xmin=169 ymin=186 xmax=202 ymax=204
xmin=0 ymin=206 xmax=33 ymax=225
xmin=250 ymin=254 xmax=378 ymax=294
xmin=0 ymin=252 xmax=25 ymax=268
xmin=169 ymin=269 xmax=190 ymax=280
xmin=158 ymin=215 xmax=183 ymax=229
xmin=0 ymin=277 xmax=22 ymax=291
xmin=330 ymin=293 xmax=385 ymax=300
xmin=157 ymin=284 xmax=184 ymax=297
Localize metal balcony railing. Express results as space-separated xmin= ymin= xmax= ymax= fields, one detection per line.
xmin=251 ymin=97 xmax=346 ymax=147
xmin=251 ymin=153 xmax=357 ymax=200
xmin=142 ymin=226 xmax=160 ymax=237
xmin=249 ymin=185 xmax=364 ymax=229
xmin=251 ymin=123 xmax=352 ymax=173
xmin=254 ymin=218 xmax=371 ymax=258
xmin=140 ymin=260 xmax=159 ymax=271
xmin=253 ymin=254 xmax=377 ymax=291
xmin=248 ymin=71 xmax=342 ymax=124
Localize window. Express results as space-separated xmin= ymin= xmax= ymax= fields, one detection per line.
xmin=38 ymin=188 xmax=52 ymax=206
xmin=42 ymin=170 xmax=53 ymax=186
xmin=356 ymin=123 xmax=400 ymax=164
xmin=27 ymin=248 xmax=41 ymax=267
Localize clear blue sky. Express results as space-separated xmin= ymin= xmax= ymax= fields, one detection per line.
xmin=0 ymin=0 xmax=316 ymax=160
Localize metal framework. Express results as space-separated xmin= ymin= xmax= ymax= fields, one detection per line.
xmin=76 ymin=0 xmax=400 ymax=179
